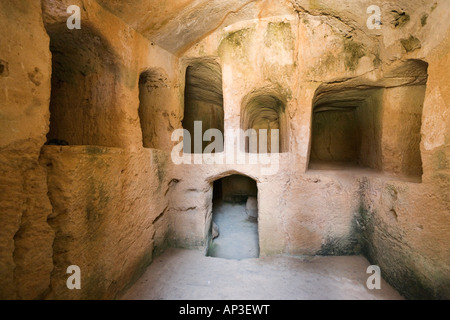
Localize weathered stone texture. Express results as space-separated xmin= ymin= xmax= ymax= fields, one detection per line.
xmin=0 ymin=0 xmax=448 ymax=300
xmin=0 ymin=1 xmax=54 ymax=300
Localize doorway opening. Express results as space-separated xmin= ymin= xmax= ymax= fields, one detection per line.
xmin=207 ymin=175 xmax=259 ymax=260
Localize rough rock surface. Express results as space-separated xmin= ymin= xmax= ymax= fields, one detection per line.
xmin=212 ymin=222 xmax=220 ymax=239
xmin=1 ymin=0 xmax=178 ymax=299
xmin=0 ymin=0 xmax=448 ymax=300
xmin=170 ymin=0 xmax=450 ymax=300
xmin=97 ymin=0 xmax=295 ymax=54
xmin=41 ymin=146 xmax=169 ymax=299
xmin=0 ymin=1 xmax=54 ymax=300
xmin=246 ymin=197 xmax=258 ymax=218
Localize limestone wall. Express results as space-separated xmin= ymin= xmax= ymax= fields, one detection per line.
xmin=0 ymin=0 xmax=448 ymax=300
xmin=169 ymin=0 xmax=450 ymax=300
xmin=0 ymin=0 xmax=54 ymax=300
xmin=39 ymin=0 xmax=181 ymax=299
xmin=0 ymin=0 xmax=181 ymax=299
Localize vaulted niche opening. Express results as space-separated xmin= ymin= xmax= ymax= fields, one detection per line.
xmin=309 ymin=87 xmax=384 ymax=170
xmin=45 ymin=24 xmax=121 ymax=147
xmin=139 ymin=69 xmax=169 ymax=149
xmin=207 ymin=175 xmax=259 ymax=260
xmin=182 ymin=60 xmax=224 ymax=154
xmin=241 ymin=90 xmax=287 ymax=153
xmin=309 ymin=59 xmax=428 ymax=180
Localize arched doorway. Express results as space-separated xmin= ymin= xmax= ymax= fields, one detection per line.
xmin=207 ymin=174 xmax=259 ymax=260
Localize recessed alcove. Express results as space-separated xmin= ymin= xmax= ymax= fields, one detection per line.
xmin=309 ymin=88 xmax=384 ymax=171
xmin=241 ymin=89 xmax=288 ymax=153
xmin=182 ymin=60 xmax=224 ymax=154
xmin=45 ymin=24 xmax=121 ymax=147
xmin=381 ymin=60 xmax=428 ymax=180
xmin=309 ymin=60 xmax=428 ymax=181
xmin=138 ymin=69 xmax=169 ymax=149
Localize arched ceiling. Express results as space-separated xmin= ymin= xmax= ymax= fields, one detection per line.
xmin=95 ymin=0 xmax=295 ymax=54
xmin=185 ymin=60 xmax=223 ymax=107
xmin=96 ymin=0 xmax=435 ymax=55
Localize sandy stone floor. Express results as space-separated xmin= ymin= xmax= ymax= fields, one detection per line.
xmin=121 ymin=248 xmax=404 ymax=300
xmin=207 ymin=201 xmax=259 ymax=260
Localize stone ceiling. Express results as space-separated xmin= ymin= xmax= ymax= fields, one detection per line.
xmin=96 ymin=0 xmax=435 ymax=55
xmin=95 ymin=0 xmax=295 ymax=54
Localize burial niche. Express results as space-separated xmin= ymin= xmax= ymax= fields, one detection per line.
xmin=45 ymin=24 xmax=121 ymax=147
xmin=241 ymin=89 xmax=287 ymax=153
xmin=309 ymin=87 xmax=384 ymax=170
xmin=138 ymin=69 xmax=169 ymax=149
xmin=182 ymin=60 xmax=224 ymax=154
xmin=380 ymin=60 xmax=428 ymax=179
xmin=309 ymin=60 xmax=427 ymax=180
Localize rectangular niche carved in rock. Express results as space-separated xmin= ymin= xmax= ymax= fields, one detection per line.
xmin=44 ymin=24 xmax=121 ymax=148
xmin=139 ymin=69 xmax=170 ymax=150
xmin=380 ymin=60 xmax=428 ymax=180
xmin=309 ymin=60 xmax=428 ymax=180
xmin=240 ymin=88 xmax=288 ymax=154
xmin=182 ymin=60 xmax=224 ymax=154
xmin=309 ymin=88 xmax=384 ymax=171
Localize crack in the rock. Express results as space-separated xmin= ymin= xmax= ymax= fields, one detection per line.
xmin=291 ymin=2 xmax=356 ymax=34
xmin=152 ymin=205 xmax=169 ymax=225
